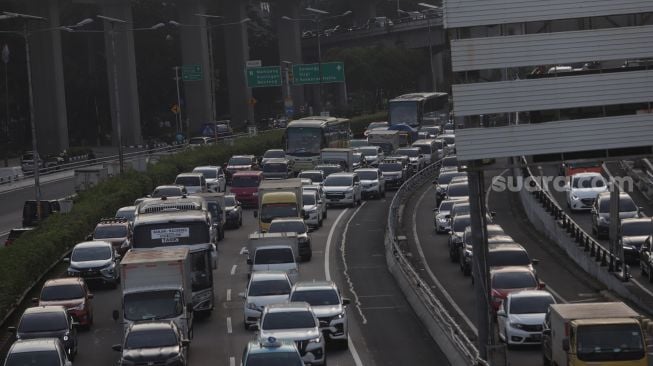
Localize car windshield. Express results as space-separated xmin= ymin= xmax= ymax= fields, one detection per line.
xmin=572 ymin=175 xmax=605 ymax=188
xmin=232 ymin=176 xmax=260 ymax=187
xmin=262 ymin=311 xmax=315 ymax=330
xmin=442 ymin=157 xmax=457 ymax=168
xmin=598 ymin=196 xmax=637 ymax=212
xmin=246 ymin=353 xmax=304 ymax=366
xmin=249 ymin=279 xmax=291 ymax=296
xmin=286 ymin=127 xmax=322 ymax=156
xmin=263 ymin=163 xmax=287 ymax=173
xmin=174 ymin=176 xmax=201 ymax=186
xmin=125 ymin=329 xmax=177 ymax=349
xmin=123 ymin=290 xmax=183 ymax=321
xmin=415 ymin=145 xmax=432 ymax=155
xmin=71 ymin=246 xmax=112 ymax=261
xmin=264 ymin=150 xmax=285 ymax=158
xmin=6 ymin=351 xmax=61 ymax=366
xmin=452 ymin=204 xmax=470 ymax=216
xmin=268 ymin=221 xmax=306 ymax=234
xmin=389 ymin=101 xmax=418 ymax=126
xmin=438 ymin=172 xmax=464 ymax=185
xmin=356 ymin=171 xmax=378 ymax=180
xmin=453 ymin=216 xmax=471 ymax=232
xmin=229 ymin=157 xmax=252 ymax=165
xmin=152 ymin=187 xmax=183 ymax=197
xmin=19 ymin=313 xmax=67 ymax=333
xmin=116 ymin=208 xmax=135 ymax=221
xmin=443 ymin=136 xmax=455 ymax=145
xmin=41 ymin=284 xmax=84 ymax=301
xmin=509 ymin=296 xmax=555 ymax=314
xmin=439 ymin=201 xmax=457 ymax=212
xmin=260 ymin=204 xmax=298 ymax=224
xmin=489 ymin=249 xmax=530 ymax=267
xmin=298 ymin=172 xmax=323 ymax=183
xmin=224 ymin=196 xmax=237 ymax=206
xmin=290 ymin=289 xmax=339 ymax=306
xmin=94 ymin=225 xmax=127 ymax=239
xmin=358 ymin=147 xmax=378 ymax=156
xmin=492 ymin=271 xmax=537 ymax=289
xmin=447 ymin=183 xmax=469 ymax=198
xmin=396 ymin=149 xmax=419 ymax=157
xmin=324 ymin=176 xmax=353 ymax=186
xmin=303 ymin=194 xmax=316 ymax=205
xmin=379 ymin=163 xmax=401 ymax=172
xmin=194 ymin=168 xmax=216 ymax=179
xmin=254 ymin=248 xmax=294 ymax=265
xmin=622 ymin=221 xmax=653 ymax=236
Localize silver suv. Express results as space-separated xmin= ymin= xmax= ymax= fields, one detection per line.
xmin=257 ymin=302 xmax=326 ymax=365
xmin=241 ymin=271 xmax=292 ymax=330
xmin=355 ymin=168 xmax=386 ymax=199
xmin=323 ymin=173 xmax=362 ymax=207
xmin=290 ymin=281 xmax=350 ymax=348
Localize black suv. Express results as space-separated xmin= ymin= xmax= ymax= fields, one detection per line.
xmin=112 ymin=321 xmax=189 ymax=366
xmin=9 ymin=306 xmax=78 ymax=361
xmin=22 ymin=200 xmax=62 ymax=227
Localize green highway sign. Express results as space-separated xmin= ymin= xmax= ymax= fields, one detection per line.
xmin=246 ymin=66 xmax=282 ymax=88
xmin=182 ymin=64 xmax=203 ymax=81
xmin=292 ymin=62 xmax=345 ymax=85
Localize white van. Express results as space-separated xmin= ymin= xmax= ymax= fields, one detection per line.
xmin=412 ymin=139 xmax=439 ymax=165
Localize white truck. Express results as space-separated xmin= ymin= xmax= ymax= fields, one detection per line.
xmin=542 ymin=302 xmax=647 ymax=366
xmin=114 ymin=248 xmax=194 ymax=342
xmin=245 ymin=232 xmax=300 ymax=283
xmin=320 ymin=148 xmax=354 ymax=172
xmin=74 ymin=166 xmax=108 ymax=192
xmin=255 ymin=178 xmax=305 ymax=233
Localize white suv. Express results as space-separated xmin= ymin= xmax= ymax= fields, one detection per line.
xmin=355 ymin=168 xmax=386 ymax=199
xmin=565 ymin=172 xmax=608 ymax=211
xmin=192 ymin=166 xmax=226 ymax=192
xmin=241 ymin=271 xmax=292 ymax=330
xmin=322 ymin=173 xmax=362 ymax=207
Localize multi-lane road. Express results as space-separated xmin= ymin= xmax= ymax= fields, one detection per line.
xmin=0 ymin=175 xmax=450 ymax=366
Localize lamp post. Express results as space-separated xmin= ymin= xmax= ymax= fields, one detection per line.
xmin=418 ymin=2 xmax=439 ymax=91
xmin=282 ymin=9 xmax=351 ymax=114
xmin=2 ymin=44 xmax=9 ymax=167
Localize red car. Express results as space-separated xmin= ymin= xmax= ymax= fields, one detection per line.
xmin=489 ymin=266 xmax=544 ymax=313
xmin=35 ymin=277 xmax=94 ymax=328
xmin=230 ymin=171 xmax=263 ymax=207
xmin=561 ymin=161 xmax=603 ymax=177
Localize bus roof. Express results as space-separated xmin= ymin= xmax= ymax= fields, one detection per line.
xmin=389 ymin=92 xmax=448 ymax=103
xmin=287 ymin=116 xmax=349 ymax=128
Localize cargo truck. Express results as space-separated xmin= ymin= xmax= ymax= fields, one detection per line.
xmin=542 ymin=302 xmax=647 ymax=366
xmin=320 ymin=148 xmax=354 ymax=172
xmin=254 ymin=178 xmax=305 ymax=233
xmin=113 ymin=248 xmax=194 ymax=342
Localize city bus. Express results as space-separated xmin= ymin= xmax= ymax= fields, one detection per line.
xmin=387 ymin=92 xmax=450 ymax=132
xmin=284 ymin=116 xmax=351 ymax=173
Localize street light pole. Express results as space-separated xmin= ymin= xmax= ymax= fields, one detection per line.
xmin=418 ymin=2 xmax=439 ymax=91
xmin=316 ymin=17 xmax=323 ymax=114
xmin=173 ymin=66 xmax=183 ymax=133
xmin=2 ymin=44 xmax=9 ymax=167
xmin=194 ymin=14 xmax=223 ymax=122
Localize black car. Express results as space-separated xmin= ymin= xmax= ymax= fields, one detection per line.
xmin=224 ymin=194 xmax=243 ymax=228
xmin=112 ymin=321 xmax=189 ymax=366
xmin=434 ymin=171 xmax=467 ymax=205
xmin=620 ymin=218 xmax=653 ymax=264
xmin=9 ymin=306 xmax=78 ymax=361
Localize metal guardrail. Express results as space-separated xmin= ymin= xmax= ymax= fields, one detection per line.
xmin=520 ymin=157 xmax=630 ymax=279
xmin=385 ymin=161 xmax=488 ymax=366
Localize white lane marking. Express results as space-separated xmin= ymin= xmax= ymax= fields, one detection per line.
xmin=226 ymin=289 xmax=231 ymax=302
xmin=486 ymin=169 xmax=509 ymax=211
xmin=230 ymin=265 xmax=237 ymax=275
xmin=239 ymin=246 xmax=246 ymax=255
xmin=324 ymin=207 xmax=365 ymax=366
xmin=413 ymin=186 xmax=478 ymax=335
xmin=226 ymin=316 xmax=233 ymax=334
xmin=0 ymin=230 xmax=10 ymax=237
xmin=229 ymin=356 xmax=235 ymax=366
xmin=338 ymin=203 xmax=368 ymax=325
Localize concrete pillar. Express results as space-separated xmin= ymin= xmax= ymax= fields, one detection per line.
xmin=100 ymin=0 xmax=142 ymax=146
xmin=179 ymin=0 xmax=213 ymax=134
xmin=274 ymin=0 xmax=305 ymax=114
xmin=221 ymin=0 xmax=253 ymax=129
xmin=27 ymin=0 xmax=69 ymax=154
xmin=352 ymin=0 xmax=377 ymax=28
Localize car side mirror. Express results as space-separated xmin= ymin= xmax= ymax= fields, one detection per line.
xmin=7 ymin=326 xmax=16 ymax=334
xmin=181 ymin=340 xmax=190 ymax=347
xmin=85 ymin=234 xmax=93 ymax=241
xmin=542 ymin=329 xmax=551 ymax=336
xmin=562 ymin=338 xmax=570 ymax=351
xmin=342 ymin=298 xmax=351 ymax=306
xmin=239 ymin=292 xmax=246 ymax=299
xmin=88 ymin=293 xmax=94 ymax=299
xmin=247 ymin=258 xmax=253 ymax=265
xmin=62 ymin=257 xmax=70 ymax=263
xmin=253 ymin=210 xmax=258 ymax=218
xmin=497 ymin=309 xmax=506 ymax=317
xmin=242 ymin=249 xmax=249 ymax=256
xmin=186 ymin=304 xmax=193 ymax=313
xmin=71 ymin=321 xmax=80 ymax=328
xmin=532 ymin=258 xmax=540 ymax=265
xmin=538 ymin=282 xmax=546 ymax=290
xmin=251 ymin=323 xmax=259 ymax=331
xmin=31 ymin=297 xmax=39 ymax=304
xmin=111 ymin=344 xmax=122 ymax=352
xmin=446 ymin=229 xmax=452 ymax=234
xmin=490 ymin=211 xmax=496 ymax=218
xmin=112 ymin=310 xmax=120 ymax=321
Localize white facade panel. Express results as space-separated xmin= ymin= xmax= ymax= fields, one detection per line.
xmin=451 ymin=25 xmax=653 ymax=72
xmin=455 ymin=114 xmax=653 ymax=161
xmin=452 ymin=70 xmax=653 ymax=116
xmin=443 ymin=0 xmax=653 ymax=28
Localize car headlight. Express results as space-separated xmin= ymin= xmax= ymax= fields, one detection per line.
xmin=509 ymin=322 xmax=525 ymax=330
xmin=571 ymin=194 xmax=579 ymax=201
xmin=598 ymin=216 xmax=608 ymax=223
xmin=71 ymin=302 xmax=85 ymax=311
xmin=309 ymin=335 xmax=323 ymax=343
xmin=438 ymin=217 xmax=448 ymax=223
xmin=335 ymin=311 xmax=345 ymax=319
xmin=63 ymin=334 xmax=69 ymax=341
xmin=100 ymin=263 xmax=115 ymax=275
xmin=247 ymin=302 xmax=258 ymax=311
xmin=436 ymin=186 xmax=444 ymax=193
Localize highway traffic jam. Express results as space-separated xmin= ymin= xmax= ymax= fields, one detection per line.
xmin=3 ymin=93 xmax=652 ymax=366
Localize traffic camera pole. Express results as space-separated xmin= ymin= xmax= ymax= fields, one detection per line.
xmin=23 ymin=20 xmax=42 ymax=221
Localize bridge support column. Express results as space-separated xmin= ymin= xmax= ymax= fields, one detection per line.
xmin=27 ymin=0 xmax=69 ymax=154
xmin=222 ymin=0 xmax=253 ymax=129
xmin=179 ymin=0 xmax=213 ymax=134
xmin=100 ymin=0 xmax=142 ymax=146
xmin=274 ymin=0 xmax=305 ymax=115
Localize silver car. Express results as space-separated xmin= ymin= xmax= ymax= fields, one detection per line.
xmin=323 ymin=173 xmax=362 ymax=207
xmin=257 ymin=302 xmax=326 ymax=366
xmin=355 ymin=168 xmax=386 ymax=199
xmin=241 ymin=271 xmax=292 ymax=330
xmin=303 ymin=185 xmax=327 ymax=220
xmin=192 ymin=166 xmax=226 ymax=193
xmin=290 ymin=281 xmax=350 ymax=347
xmin=65 ymin=241 xmax=120 ymax=287
xmin=434 ymin=198 xmax=467 ymax=234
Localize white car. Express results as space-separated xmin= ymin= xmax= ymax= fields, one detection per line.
xmin=303 ymin=185 xmax=327 ymax=219
xmin=174 ymin=172 xmax=207 ymax=194
xmin=257 ymin=302 xmax=326 ymax=366
xmin=192 ymin=166 xmax=226 ymax=192
xmin=302 ymin=190 xmax=323 ymax=228
xmin=247 ymin=245 xmax=299 ymax=284
xmin=565 ymin=172 xmax=607 ymax=211
xmin=355 ymin=168 xmax=386 ymax=199
xmin=356 ymin=146 xmax=384 ymax=167
xmin=241 ymin=271 xmax=292 ymax=330
xmin=497 ymin=290 xmax=556 ymax=346
xmin=323 ymin=173 xmax=362 ymax=207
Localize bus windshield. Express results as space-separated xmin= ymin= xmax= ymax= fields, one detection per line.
xmin=389 ymin=101 xmax=419 ymax=127
xmin=286 ymin=127 xmax=322 ymax=156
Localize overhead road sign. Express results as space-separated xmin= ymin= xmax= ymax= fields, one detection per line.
xmin=292 ymin=62 xmax=345 ymax=85
xmin=246 ymin=66 xmax=282 ymax=88
xmin=182 ymin=64 xmax=202 ymax=81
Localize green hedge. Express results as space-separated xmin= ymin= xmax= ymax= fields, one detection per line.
xmin=0 ymin=114 xmax=379 ymax=317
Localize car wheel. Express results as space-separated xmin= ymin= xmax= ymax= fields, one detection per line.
xmin=323 ymin=209 xmax=328 ymax=219
xmin=381 ymin=188 xmax=386 ymax=198
xmin=239 ymin=216 xmax=243 ymax=227
xmin=649 ymin=266 xmax=653 ymax=283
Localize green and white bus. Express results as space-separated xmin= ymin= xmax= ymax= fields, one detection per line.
xmin=284 ymin=116 xmax=351 ymax=173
